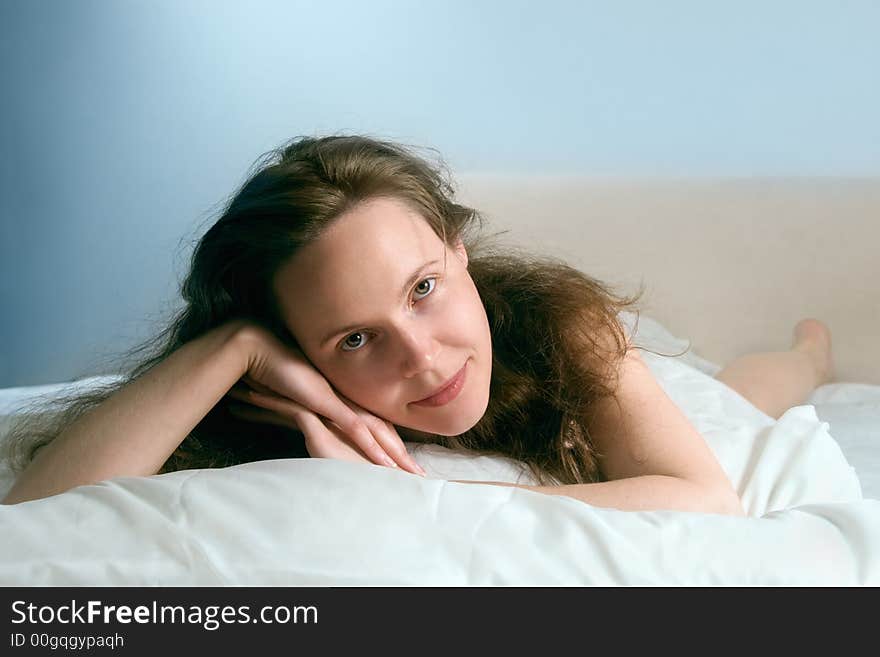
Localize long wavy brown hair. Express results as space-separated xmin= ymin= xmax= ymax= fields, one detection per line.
xmin=3 ymin=134 xmax=650 ymax=486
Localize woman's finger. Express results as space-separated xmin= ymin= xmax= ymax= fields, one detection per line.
xmin=334 ymin=396 xmax=425 ymax=476
xmin=240 ymin=375 xmax=277 ymax=396
xmin=230 ymin=398 xmax=376 ymax=467
xmin=229 ymin=390 xmax=404 ymax=470
xmin=228 ymin=388 xmax=309 ymax=424
xmin=305 ymin=391 xmax=424 ymax=475
xmin=241 ymin=366 xmax=391 ymax=467
xmin=360 ymin=415 xmax=426 ymax=476
xmin=298 ymin=410 xmax=371 ymax=463
xmin=228 ymin=379 xmax=277 ymax=401
xmin=231 ymin=375 xmax=422 ymax=475
xmin=302 ymin=393 xmax=404 ymax=470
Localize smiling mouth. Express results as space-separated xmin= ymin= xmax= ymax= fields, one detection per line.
xmin=412 ymin=361 xmax=468 ymax=407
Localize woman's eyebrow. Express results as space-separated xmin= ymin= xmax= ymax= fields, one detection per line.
xmin=320 ymin=258 xmax=442 ymax=346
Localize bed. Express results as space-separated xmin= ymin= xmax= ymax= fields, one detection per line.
xmin=1 ymin=312 xmax=877 ymax=585
xmin=1 ymin=177 xmax=878 ymax=585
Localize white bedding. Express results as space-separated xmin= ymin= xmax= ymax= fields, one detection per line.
xmin=1 ymin=313 xmax=878 ymax=585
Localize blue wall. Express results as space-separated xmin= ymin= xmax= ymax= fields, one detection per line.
xmin=2 ymin=0 xmax=878 ymax=386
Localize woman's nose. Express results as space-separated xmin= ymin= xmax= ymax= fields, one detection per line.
xmin=398 ymin=326 xmax=441 ymax=378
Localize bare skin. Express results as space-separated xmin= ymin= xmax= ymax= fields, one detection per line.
xmin=714 ymin=318 xmax=834 ymax=420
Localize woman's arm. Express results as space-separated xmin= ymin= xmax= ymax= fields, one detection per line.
xmin=584 ymin=348 xmax=744 ymax=515
xmin=456 ymin=348 xmax=745 ymax=516
xmin=454 ymin=476 xmax=744 ymax=515
xmin=1 ymin=320 xmax=251 ymax=505
xmin=3 ymin=318 xmax=424 ymax=505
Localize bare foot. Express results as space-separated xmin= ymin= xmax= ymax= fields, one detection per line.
xmin=791 ymin=318 xmax=835 ymax=385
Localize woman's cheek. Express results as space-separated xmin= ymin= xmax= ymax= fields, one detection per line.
xmin=339 ymin=366 xmax=378 ymax=400
xmin=450 ymin=283 xmax=490 ymax=341
xmin=318 ymin=361 xmax=370 ymax=404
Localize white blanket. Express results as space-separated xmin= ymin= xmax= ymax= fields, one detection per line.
xmin=1 ymin=314 xmax=877 ymax=585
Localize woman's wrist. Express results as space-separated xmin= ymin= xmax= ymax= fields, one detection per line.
xmin=225 ymin=320 xmax=271 ymax=373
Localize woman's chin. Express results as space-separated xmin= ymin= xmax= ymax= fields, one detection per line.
xmin=396 ymin=412 xmax=482 ymax=441
xmin=434 ymin=418 xmax=480 ymax=437
xmin=415 ymin=406 xmax=486 ymax=438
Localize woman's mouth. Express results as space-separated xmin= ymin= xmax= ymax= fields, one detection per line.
xmin=412 ymin=361 xmax=468 ymax=407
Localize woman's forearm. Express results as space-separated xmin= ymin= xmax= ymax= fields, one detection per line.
xmin=455 ymin=476 xmax=745 ymax=516
xmin=2 ymin=321 xmax=251 ymax=505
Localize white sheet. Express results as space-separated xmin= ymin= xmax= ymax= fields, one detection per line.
xmin=1 ymin=313 xmax=878 ymax=585
xmin=1 ymin=458 xmax=877 ymax=586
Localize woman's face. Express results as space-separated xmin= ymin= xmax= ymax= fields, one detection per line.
xmin=273 ymin=196 xmax=492 ymax=436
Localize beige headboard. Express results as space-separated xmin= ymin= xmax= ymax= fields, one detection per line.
xmin=456 ymin=176 xmax=880 ymax=385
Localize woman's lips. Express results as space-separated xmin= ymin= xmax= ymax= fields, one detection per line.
xmin=412 ymin=361 xmax=468 ymax=407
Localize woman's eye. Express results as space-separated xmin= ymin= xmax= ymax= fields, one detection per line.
xmin=413 ymin=277 xmax=436 ymax=300
xmin=341 ymin=332 xmax=369 ymax=352
xmin=339 ymin=278 xmax=437 ymax=353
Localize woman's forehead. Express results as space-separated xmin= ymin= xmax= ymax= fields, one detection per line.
xmin=273 ymin=198 xmax=448 ymax=335
xmin=328 ymin=199 xmax=439 ymax=257
xmin=284 ymin=197 xmax=443 ymax=281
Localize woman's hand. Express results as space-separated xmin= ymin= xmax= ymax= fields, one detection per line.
xmin=229 ymin=323 xmax=426 ymax=476
xmin=227 ymin=380 xmax=421 ymax=469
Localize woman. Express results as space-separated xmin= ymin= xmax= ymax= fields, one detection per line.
xmin=1 ymin=135 xmax=833 ymax=511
